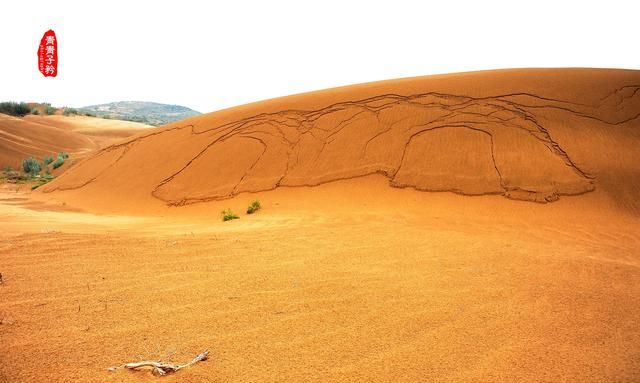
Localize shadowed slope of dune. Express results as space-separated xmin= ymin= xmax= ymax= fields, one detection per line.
xmin=41 ymin=68 xmax=640 ymax=210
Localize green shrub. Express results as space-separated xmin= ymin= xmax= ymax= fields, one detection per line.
xmin=52 ymin=157 xmax=64 ymax=169
xmin=63 ymin=107 xmax=79 ymax=116
xmin=51 ymin=152 xmax=68 ymax=169
xmin=43 ymin=155 xmax=54 ymax=166
xmin=0 ymin=102 xmax=31 ymax=117
xmin=246 ymin=200 xmax=261 ymax=214
xmin=221 ymin=209 xmax=239 ymax=222
xmin=43 ymin=103 xmax=56 ymax=115
xmin=22 ymin=157 xmax=41 ymax=176
xmin=31 ymin=108 xmax=39 ymax=115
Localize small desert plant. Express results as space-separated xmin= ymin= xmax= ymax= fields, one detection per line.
xmin=246 ymin=200 xmax=261 ymax=214
xmin=43 ymin=155 xmax=54 ymax=166
xmin=52 ymin=157 xmax=64 ymax=169
xmin=31 ymin=108 xmax=39 ymax=115
xmin=221 ymin=209 xmax=239 ymax=222
xmin=22 ymin=157 xmax=41 ymax=176
xmin=51 ymin=152 xmax=69 ymax=169
xmin=43 ymin=103 xmax=56 ymax=115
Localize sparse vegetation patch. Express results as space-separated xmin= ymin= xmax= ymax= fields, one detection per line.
xmin=2 ymin=152 xmax=66 ymax=188
xmin=221 ymin=209 xmax=239 ymax=222
xmin=246 ymin=200 xmax=261 ymax=214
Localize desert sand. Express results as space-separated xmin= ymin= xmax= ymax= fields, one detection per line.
xmin=1 ymin=68 xmax=639 ymax=382
xmin=0 ymin=114 xmax=152 ymax=171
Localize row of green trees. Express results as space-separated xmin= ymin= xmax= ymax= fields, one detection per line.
xmin=0 ymin=102 xmax=31 ymax=117
xmin=0 ymin=102 xmax=94 ymax=117
xmin=0 ymin=102 xmax=58 ymax=117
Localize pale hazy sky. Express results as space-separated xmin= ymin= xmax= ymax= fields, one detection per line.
xmin=1 ymin=0 xmax=638 ymax=113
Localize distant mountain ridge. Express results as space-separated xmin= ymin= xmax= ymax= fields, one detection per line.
xmin=80 ymin=101 xmax=200 ymax=126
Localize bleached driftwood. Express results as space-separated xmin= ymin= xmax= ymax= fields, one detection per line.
xmin=108 ymin=350 xmax=209 ymax=376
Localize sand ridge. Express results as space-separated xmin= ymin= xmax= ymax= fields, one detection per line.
xmin=40 ymin=69 xmax=640 ymax=211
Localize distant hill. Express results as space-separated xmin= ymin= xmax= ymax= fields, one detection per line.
xmin=79 ymin=101 xmax=201 ymax=126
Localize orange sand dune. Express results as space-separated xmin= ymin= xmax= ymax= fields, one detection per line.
xmin=0 ymin=114 xmax=152 ymax=170
xmin=41 ymin=68 xmax=640 ymax=212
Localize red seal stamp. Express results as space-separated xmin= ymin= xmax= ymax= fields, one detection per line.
xmin=38 ymin=29 xmax=58 ymax=77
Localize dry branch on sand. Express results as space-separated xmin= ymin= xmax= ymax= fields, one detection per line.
xmin=108 ymin=350 xmax=209 ymax=376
